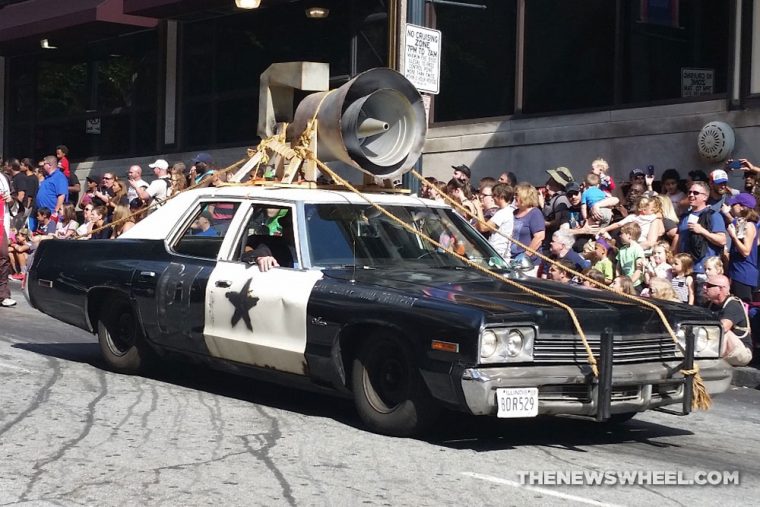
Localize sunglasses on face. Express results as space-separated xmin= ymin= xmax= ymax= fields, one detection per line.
xmin=102 ymin=176 xmax=114 ymax=180
xmin=687 ymin=190 xmax=705 ymax=196
xmin=704 ymin=282 xmax=725 ymax=289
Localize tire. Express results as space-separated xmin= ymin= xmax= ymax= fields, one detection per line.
xmin=97 ymin=299 xmax=150 ymax=374
xmin=351 ymin=334 xmax=440 ymax=437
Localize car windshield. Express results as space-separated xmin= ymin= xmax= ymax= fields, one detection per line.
xmin=304 ymin=203 xmax=506 ymax=270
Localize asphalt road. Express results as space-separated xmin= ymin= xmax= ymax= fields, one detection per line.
xmin=2 ymin=292 xmax=759 ymax=506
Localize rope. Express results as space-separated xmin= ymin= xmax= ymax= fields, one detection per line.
xmin=412 ymin=171 xmax=710 ymax=409
xmin=314 ymin=159 xmax=600 ymax=377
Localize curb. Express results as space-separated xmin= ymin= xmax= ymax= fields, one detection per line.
xmin=731 ymin=366 xmax=760 ymax=389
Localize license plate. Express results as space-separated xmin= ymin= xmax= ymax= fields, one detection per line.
xmin=496 ymin=387 xmax=538 ymax=418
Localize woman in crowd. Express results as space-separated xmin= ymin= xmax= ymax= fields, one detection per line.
xmin=446 ymin=178 xmax=479 ymax=220
xmin=54 ymin=204 xmax=79 ymax=239
xmin=510 ymin=183 xmax=545 ymax=265
xmin=655 ymin=195 xmax=680 ymax=252
xmin=647 ymin=276 xmax=680 ymax=303
xmin=724 ymin=193 xmax=759 ymax=302
xmin=611 ymin=275 xmax=636 ymax=295
xmin=110 ymin=204 xmax=137 ymax=238
xmin=107 ymin=177 xmax=129 ymax=214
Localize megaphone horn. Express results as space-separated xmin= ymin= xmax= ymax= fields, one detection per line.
xmin=288 ymin=68 xmax=427 ymax=180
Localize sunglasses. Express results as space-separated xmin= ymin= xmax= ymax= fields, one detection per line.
xmin=687 ymin=190 xmax=706 ymax=196
xmin=704 ymin=282 xmax=726 ymax=289
xmin=102 ymin=176 xmax=114 ymax=180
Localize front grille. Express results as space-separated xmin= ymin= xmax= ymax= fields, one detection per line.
xmin=534 ymin=333 xmax=679 ymax=365
xmin=538 ymin=385 xmax=641 ymax=402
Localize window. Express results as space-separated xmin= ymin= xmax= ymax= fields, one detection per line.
xmin=173 ymin=201 xmax=241 ymax=259
xmin=180 ymin=1 xmax=386 ymax=149
xmin=433 ymin=0 xmax=517 ymax=121
xmin=6 ymin=31 xmax=159 ymax=160
xmin=236 ymin=204 xmax=298 ymax=268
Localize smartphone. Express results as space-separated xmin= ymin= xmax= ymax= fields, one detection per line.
xmin=727 ymin=160 xmax=743 ymax=170
xmin=646 ymin=165 xmax=655 ymax=177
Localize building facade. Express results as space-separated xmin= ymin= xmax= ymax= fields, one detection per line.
xmin=1 ymin=0 xmax=760 ymax=187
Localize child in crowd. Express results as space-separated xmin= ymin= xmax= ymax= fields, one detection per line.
xmin=660 ymin=168 xmax=686 ymax=216
xmin=581 ymin=173 xmax=613 ymax=227
xmin=616 ymin=222 xmax=645 ymax=292
xmin=591 ymin=158 xmax=616 ymax=194
xmin=8 ymin=228 xmax=31 ymax=280
xmin=600 ymin=196 xmax=664 ymax=251
xmin=644 ymin=241 xmax=673 ymax=285
xmin=611 ymin=275 xmax=636 ymax=295
xmin=704 ymin=256 xmax=725 ymax=277
xmin=671 ymin=253 xmax=695 ymax=304
xmin=647 ymin=277 xmax=680 ymax=303
xmin=54 ymin=204 xmax=79 ymax=239
xmin=593 ymin=237 xmax=614 ymax=284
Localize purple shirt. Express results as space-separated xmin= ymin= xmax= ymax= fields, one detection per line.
xmin=510 ymin=207 xmax=545 ymax=257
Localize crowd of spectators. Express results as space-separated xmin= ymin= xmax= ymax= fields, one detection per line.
xmin=425 ymin=159 xmax=760 ymax=366
xmin=0 ymin=149 xmax=223 ymax=302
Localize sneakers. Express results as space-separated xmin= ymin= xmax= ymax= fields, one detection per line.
xmin=10 ymin=273 xmax=24 ymax=281
xmin=1 ymin=298 xmax=17 ymax=308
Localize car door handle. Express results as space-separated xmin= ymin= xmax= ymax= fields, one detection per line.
xmin=138 ymin=271 xmax=156 ymax=281
xmin=215 ymin=280 xmax=232 ymax=288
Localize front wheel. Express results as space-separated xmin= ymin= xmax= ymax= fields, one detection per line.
xmin=97 ymin=299 xmax=150 ymax=374
xmin=351 ymin=334 xmax=440 ymax=437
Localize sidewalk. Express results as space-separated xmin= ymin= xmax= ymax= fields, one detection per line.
xmin=732 ymin=364 xmax=760 ymax=388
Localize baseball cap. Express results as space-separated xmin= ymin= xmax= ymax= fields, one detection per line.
xmin=728 ymin=192 xmax=757 ymax=209
xmin=565 ymin=181 xmax=581 ymax=194
xmin=85 ymin=174 xmax=99 ymax=183
xmin=629 ymin=168 xmax=645 ymax=179
xmin=546 ymin=166 xmax=574 ymax=187
xmin=711 ymin=169 xmax=729 ymax=184
xmin=148 ymin=159 xmax=169 ymax=170
xmin=451 ymin=164 xmax=471 ymax=178
xmin=191 ymin=152 xmax=214 ymax=165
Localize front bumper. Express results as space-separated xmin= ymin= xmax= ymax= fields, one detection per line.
xmin=460 ymin=360 xmax=732 ymax=417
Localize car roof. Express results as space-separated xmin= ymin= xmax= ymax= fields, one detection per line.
xmin=120 ymin=185 xmax=445 ymax=240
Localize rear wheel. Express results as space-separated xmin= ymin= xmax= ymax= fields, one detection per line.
xmin=351 ymin=334 xmax=439 ymax=437
xmin=97 ymin=299 xmax=150 ymax=374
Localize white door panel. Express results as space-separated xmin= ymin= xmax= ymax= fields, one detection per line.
xmin=205 ymin=260 xmax=323 ymax=375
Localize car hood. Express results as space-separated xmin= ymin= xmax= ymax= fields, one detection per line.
xmin=321 ymin=267 xmax=716 ymax=334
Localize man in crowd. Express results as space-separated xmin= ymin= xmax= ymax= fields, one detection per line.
xmin=704 ymin=274 xmax=752 ymax=366
xmin=126 ymin=165 xmax=149 ymax=203
xmin=542 ymin=166 xmax=573 ymax=247
xmin=133 ymin=159 xmax=172 ymax=205
xmin=707 ymin=168 xmax=739 ymax=212
xmin=476 ymin=177 xmax=499 ymax=221
xmin=92 ymin=172 xmax=116 ymax=208
xmin=452 ymin=164 xmax=471 ymax=187
xmin=484 ymin=183 xmax=514 ymax=260
xmin=678 ymin=180 xmax=727 ymax=275
xmin=34 ymin=155 xmax=68 ymax=227
xmin=190 ymin=153 xmax=216 ymax=185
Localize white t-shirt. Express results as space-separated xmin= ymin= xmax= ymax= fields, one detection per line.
xmin=55 ymin=219 xmax=79 ymax=239
xmin=0 ymin=174 xmax=11 ymax=236
xmin=488 ymin=206 xmax=514 ymax=261
xmin=146 ymin=177 xmax=171 ymax=202
xmin=127 ymin=178 xmax=149 ymax=202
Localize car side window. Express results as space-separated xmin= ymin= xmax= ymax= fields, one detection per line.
xmin=236 ymin=204 xmax=298 ymax=268
xmin=173 ymin=201 xmax=240 ymax=260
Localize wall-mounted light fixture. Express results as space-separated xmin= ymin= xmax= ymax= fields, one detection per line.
xmin=305 ymin=6 xmax=329 ymax=18
xmin=40 ymin=38 xmax=57 ymax=49
xmin=235 ymin=0 xmax=261 ymax=9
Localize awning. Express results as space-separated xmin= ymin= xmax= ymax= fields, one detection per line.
xmin=123 ymin=0 xmax=229 ymax=18
xmin=0 ymin=0 xmax=158 ymax=55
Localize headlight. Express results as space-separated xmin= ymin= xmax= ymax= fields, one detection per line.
xmin=479 ymin=326 xmax=535 ymax=364
xmin=675 ymin=324 xmax=721 ymax=359
xmin=481 ymin=330 xmax=498 ymax=359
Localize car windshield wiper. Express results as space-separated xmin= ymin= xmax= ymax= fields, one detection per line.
xmin=334 ymin=264 xmax=377 ymax=270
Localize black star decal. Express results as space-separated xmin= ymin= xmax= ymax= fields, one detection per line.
xmin=225 ymin=278 xmax=259 ymax=331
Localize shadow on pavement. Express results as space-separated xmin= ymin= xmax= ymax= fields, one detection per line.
xmin=14 ymin=341 xmax=695 ymax=449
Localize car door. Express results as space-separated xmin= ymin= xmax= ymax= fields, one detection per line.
xmin=142 ymin=199 xmax=242 ymax=354
xmin=204 ymin=202 xmax=323 ymax=375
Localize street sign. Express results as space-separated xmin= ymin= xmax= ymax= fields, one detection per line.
xmin=403 ymin=24 xmax=442 ymax=95
xmin=681 ymin=68 xmax=714 ymax=97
